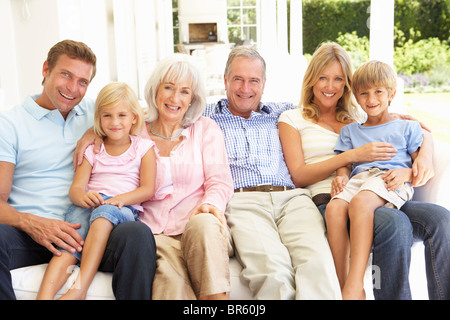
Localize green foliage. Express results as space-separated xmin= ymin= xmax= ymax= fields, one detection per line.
xmin=394 ymin=37 xmax=450 ymax=75
xmin=300 ymin=0 xmax=450 ymax=55
xmin=302 ymin=0 xmax=370 ymax=54
xmin=297 ymin=0 xmax=450 ymax=92
xmin=335 ymin=31 xmax=369 ymax=69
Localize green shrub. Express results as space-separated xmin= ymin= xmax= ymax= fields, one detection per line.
xmin=394 ymin=36 xmax=450 ymax=75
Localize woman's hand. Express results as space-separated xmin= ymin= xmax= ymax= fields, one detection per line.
xmin=190 ymin=203 xmax=226 ymax=225
xmin=350 ymin=142 xmax=397 ymax=163
xmin=411 ymin=152 xmax=435 ymax=187
xmin=331 ymin=175 xmax=349 ymax=197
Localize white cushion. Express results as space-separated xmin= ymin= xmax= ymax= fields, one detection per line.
xmin=11 ymin=257 xmax=251 ymax=300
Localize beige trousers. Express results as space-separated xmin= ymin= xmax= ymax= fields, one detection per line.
xmin=226 ymin=188 xmax=342 ymax=300
xmin=152 ymin=213 xmax=233 ymax=299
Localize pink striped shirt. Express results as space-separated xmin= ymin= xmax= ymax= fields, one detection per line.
xmin=139 ymin=116 xmax=233 ymax=235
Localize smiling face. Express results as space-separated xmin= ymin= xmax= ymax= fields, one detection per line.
xmin=155 ymin=79 xmax=193 ymax=124
xmin=100 ymin=102 xmax=137 ymax=143
xmin=312 ymin=60 xmax=346 ymax=112
xmin=355 ymin=86 xmax=395 ymax=124
xmin=224 ymin=56 xmax=266 ymax=118
xmin=36 ymin=54 xmax=93 ymax=119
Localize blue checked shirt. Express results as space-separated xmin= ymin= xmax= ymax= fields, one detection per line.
xmin=204 ymin=98 xmax=296 ymax=190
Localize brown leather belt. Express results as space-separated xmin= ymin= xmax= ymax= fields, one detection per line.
xmin=234 ymin=185 xmax=294 ymax=193
xmin=312 ymin=193 xmax=331 ymax=206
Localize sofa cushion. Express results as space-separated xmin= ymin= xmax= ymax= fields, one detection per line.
xmin=11 ymin=257 xmax=252 ymax=300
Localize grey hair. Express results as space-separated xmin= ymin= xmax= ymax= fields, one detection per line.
xmin=224 ymin=46 xmax=266 ymax=83
xmin=144 ymin=53 xmax=206 ymax=127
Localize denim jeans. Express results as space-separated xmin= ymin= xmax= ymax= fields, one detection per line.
xmin=63 ymin=194 xmax=140 ymax=260
xmin=0 ymin=221 xmax=156 ymax=299
xmin=318 ymin=200 xmax=450 ymax=299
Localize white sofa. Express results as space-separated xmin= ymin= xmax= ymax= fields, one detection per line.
xmin=10 ymin=141 xmax=450 ymax=300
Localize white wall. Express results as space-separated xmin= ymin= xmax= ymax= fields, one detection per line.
xmin=0 ymin=0 xmax=172 ymax=111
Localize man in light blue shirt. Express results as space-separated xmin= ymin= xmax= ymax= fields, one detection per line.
xmin=204 ymin=46 xmax=342 ymax=299
xmin=0 ymin=40 xmax=156 ymax=299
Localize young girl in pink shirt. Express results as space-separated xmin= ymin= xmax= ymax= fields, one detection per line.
xmin=37 ymin=82 xmax=156 ymax=299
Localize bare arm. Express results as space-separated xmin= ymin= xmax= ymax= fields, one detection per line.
xmin=104 ymin=147 xmax=157 ymax=208
xmin=411 ymin=130 xmax=434 ymax=186
xmin=73 ymin=128 xmax=103 ymax=171
xmin=278 ymin=122 xmax=397 ymax=188
xmin=0 ymin=161 xmax=84 ymax=256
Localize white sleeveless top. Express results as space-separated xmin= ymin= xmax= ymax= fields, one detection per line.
xmin=278 ymin=108 xmax=338 ymax=197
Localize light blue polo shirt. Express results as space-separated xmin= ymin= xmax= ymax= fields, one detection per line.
xmin=0 ymin=94 xmax=95 ymax=220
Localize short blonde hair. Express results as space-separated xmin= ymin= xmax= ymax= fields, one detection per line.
xmin=94 ymin=82 xmax=144 ymax=137
xmin=144 ymin=54 xmax=206 ymax=127
xmin=352 ymin=60 xmax=397 ymax=97
xmin=301 ymin=42 xmax=361 ymax=123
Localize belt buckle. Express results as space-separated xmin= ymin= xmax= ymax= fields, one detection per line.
xmin=257 ymin=184 xmax=271 ymax=192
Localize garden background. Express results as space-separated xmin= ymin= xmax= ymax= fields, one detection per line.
xmin=295 ymin=0 xmax=449 ymax=143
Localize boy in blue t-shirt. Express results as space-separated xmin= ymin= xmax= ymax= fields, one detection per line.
xmin=325 ymin=60 xmax=423 ymax=300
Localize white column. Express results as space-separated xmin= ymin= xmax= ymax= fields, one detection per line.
xmin=259 ymin=0 xmax=277 ymax=53
xmin=277 ymin=0 xmax=288 ymax=53
xmin=134 ymin=0 xmax=158 ymax=100
xmin=289 ymin=0 xmax=303 ymax=55
xmin=0 ymin=0 xmax=20 ymax=110
xmin=155 ymin=0 xmax=174 ymax=60
xmin=369 ymin=0 xmax=405 ymax=113
xmin=369 ymin=0 xmax=394 ymax=67
xmin=112 ymin=0 xmax=139 ymax=93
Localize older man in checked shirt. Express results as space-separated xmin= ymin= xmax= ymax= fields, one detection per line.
xmin=204 ymin=46 xmax=341 ymax=300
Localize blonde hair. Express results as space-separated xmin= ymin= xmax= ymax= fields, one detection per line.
xmin=301 ymin=42 xmax=361 ymax=123
xmin=352 ymin=60 xmax=397 ymax=97
xmin=144 ymin=54 xmax=206 ymax=127
xmin=94 ymin=82 xmax=144 ymax=137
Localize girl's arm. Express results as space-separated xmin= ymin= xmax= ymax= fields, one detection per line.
xmin=69 ymin=158 xmax=103 ymax=208
xmin=104 ymin=147 xmax=156 ymax=208
xmin=278 ymin=122 xmax=397 ymax=188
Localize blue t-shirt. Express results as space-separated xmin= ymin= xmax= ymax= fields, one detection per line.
xmin=0 ymin=94 xmax=95 ymax=220
xmin=334 ymin=120 xmax=423 ymax=177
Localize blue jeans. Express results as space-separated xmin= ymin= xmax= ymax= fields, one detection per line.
xmin=64 ymin=194 xmax=140 ymax=260
xmin=318 ymin=200 xmax=450 ymax=300
xmin=0 ymin=222 xmax=156 ymax=299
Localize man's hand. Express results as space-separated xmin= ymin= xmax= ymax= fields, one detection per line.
xmin=21 ymin=213 xmax=84 ymax=256
xmin=73 ymin=128 xmax=103 ymax=171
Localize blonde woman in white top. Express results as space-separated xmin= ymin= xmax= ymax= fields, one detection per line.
xmin=278 ymin=42 xmax=445 ymax=300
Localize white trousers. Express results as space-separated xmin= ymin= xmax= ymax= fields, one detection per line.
xmin=226 ymin=188 xmax=341 ymax=300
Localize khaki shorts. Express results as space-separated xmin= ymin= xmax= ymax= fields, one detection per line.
xmin=332 ymin=168 xmax=414 ymax=209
